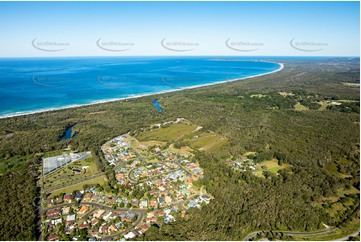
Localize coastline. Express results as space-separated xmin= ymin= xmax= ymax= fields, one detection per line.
xmin=0 ymin=62 xmax=284 ymax=120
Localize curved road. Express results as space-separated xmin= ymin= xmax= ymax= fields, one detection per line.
xmin=333 ymin=231 xmax=360 ymax=241
xmin=101 ymin=211 xmax=144 ymax=241
xmin=243 ymin=227 xmax=361 ymax=241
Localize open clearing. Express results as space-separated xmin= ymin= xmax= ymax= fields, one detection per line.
xmin=341 ymin=82 xmax=360 ymax=87
xmin=317 ymin=101 xmax=329 ymax=111
xmin=294 ymin=102 xmax=309 ymax=111
xmin=168 ymin=144 xmax=194 ymax=156
xmin=278 ymin=91 xmax=295 ymax=97
xmin=250 ymin=93 xmax=267 ymax=98
xmin=137 ymin=123 xmax=197 ymax=142
xmin=49 ymin=175 xmax=108 ymax=197
xmin=0 ymin=155 xmax=29 ymax=174
xmin=191 ymin=133 xmax=227 ymax=151
xmin=325 ymin=162 xmax=352 ymax=178
xmin=141 ymin=140 xmax=167 ymax=147
xmin=43 ymin=150 xmax=69 ymax=158
xmin=255 ymin=159 xmax=292 ymax=177
xmin=321 ymin=186 xmax=359 ymax=205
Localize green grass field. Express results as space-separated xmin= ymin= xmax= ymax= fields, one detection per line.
xmin=255 ymin=159 xmax=292 ymax=177
xmin=50 ymin=175 xmax=108 ymax=197
xmin=168 ymin=144 xmax=193 ymax=156
xmin=294 ymin=102 xmax=309 ymax=111
xmin=341 ymin=82 xmax=360 ymax=87
xmin=43 ymin=150 xmax=69 ymax=158
xmin=137 ymin=123 xmax=197 ymax=142
xmin=0 ymin=155 xmax=30 ymax=174
xmin=188 ymin=132 xmax=227 ymax=151
xmin=325 ymin=162 xmax=352 ymax=178
xmin=317 ymin=101 xmax=329 ymax=111
xmin=321 ymin=185 xmax=359 ymax=206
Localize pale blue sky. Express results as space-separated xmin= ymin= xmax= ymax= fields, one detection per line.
xmin=0 ymin=1 xmax=359 ymax=57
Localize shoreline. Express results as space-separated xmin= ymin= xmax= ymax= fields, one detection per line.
xmin=0 ymin=62 xmax=284 ymax=120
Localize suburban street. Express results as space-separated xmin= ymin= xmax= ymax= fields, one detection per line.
xmin=43 ymin=201 xmax=147 ymax=240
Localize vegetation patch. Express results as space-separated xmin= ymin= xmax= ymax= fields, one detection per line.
xmin=189 ymin=132 xmax=227 ymax=151
xmin=255 ymin=158 xmax=292 ymax=177
xmin=50 ymin=175 xmax=108 ymax=197
xmin=317 ymin=101 xmax=329 ymax=111
xmin=293 ymin=216 xmax=360 ymax=241
xmin=137 ymin=122 xmax=197 ymax=142
xmin=325 ymin=162 xmax=352 ymax=178
xmin=294 ymin=102 xmax=309 ymax=111
xmin=168 ymin=144 xmax=194 ymax=156
xmin=278 ymin=91 xmax=295 ymax=97
xmin=0 ymin=155 xmax=30 ymax=174
xmin=341 ymin=82 xmax=360 ymax=88
xmin=251 ymin=93 xmax=267 ymax=98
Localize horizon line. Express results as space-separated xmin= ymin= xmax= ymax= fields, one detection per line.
xmin=0 ymin=55 xmax=360 ymax=59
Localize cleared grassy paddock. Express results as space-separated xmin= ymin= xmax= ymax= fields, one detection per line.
xmin=189 ymin=132 xmax=227 ymax=151
xmin=137 ymin=123 xmax=197 ymax=142
xmin=255 ymin=159 xmax=292 ymax=177
xmin=49 ymin=175 xmax=108 ymax=197
xmin=294 ymin=102 xmax=309 ymax=111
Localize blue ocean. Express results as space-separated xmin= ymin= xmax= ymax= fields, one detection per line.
xmin=0 ymin=57 xmax=282 ymax=118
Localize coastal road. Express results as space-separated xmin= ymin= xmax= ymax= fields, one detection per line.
xmin=243 ymin=226 xmax=337 ymax=241
xmin=333 ymin=231 xmax=360 ymax=241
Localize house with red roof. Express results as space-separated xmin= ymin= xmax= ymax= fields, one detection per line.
xmin=55 ymin=197 xmax=63 ymax=204
xmin=83 ymin=193 xmax=92 ymax=201
xmin=48 ymin=234 xmax=59 ymax=241
xmin=79 ymin=223 xmax=89 ymax=229
xmin=139 ymin=224 xmax=149 ymax=232
xmin=108 ymin=224 xmax=118 ymax=233
xmin=46 ymin=209 xmax=61 ymax=218
xmin=91 ymin=218 xmax=99 ymax=226
xmin=63 ymin=194 xmax=73 ymax=203
xmin=145 ymin=217 xmax=157 ymax=223
xmin=78 ymin=205 xmax=89 ymax=214
xmin=150 ymin=199 xmax=157 ymax=207
xmin=115 ymin=173 xmax=125 ymax=181
xmin=99 ymin=225 xmax=107 ymax=234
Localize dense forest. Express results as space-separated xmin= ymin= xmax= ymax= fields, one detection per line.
xmin=0 ymin=158 xmax=40 ymax=240
xmin=0 ymin=57 xmax=359 ymax=240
